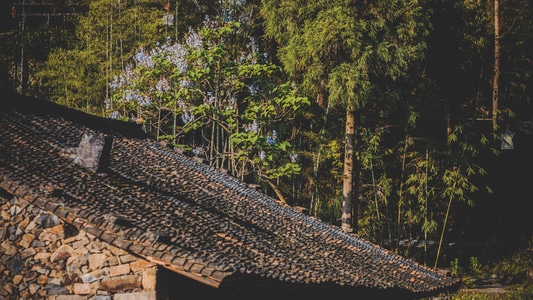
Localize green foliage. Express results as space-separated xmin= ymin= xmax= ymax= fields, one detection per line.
xmin=448 ymin=248 xmax=533 ymax=299
xmin=492 ymin=249 xmax=533 ymax=278
xmin=36 ymin=48 xmax=102 ymax=113
xmin=7 ymin=0 xmax=533 ymax=270
xmin=262 ymin=0 xmax=433 ymax=233
xmin=451 ymin=257 xmax=464 ymax=276
xmin=35 ymin=0 xmax=166 ymax=113
xmin=470 ymin=256 xmax=482 ymax=275
xmin=262 ymin=0 xmax=430 ymax=109
xmin=108 ymin=18 xmax=309 ymax=195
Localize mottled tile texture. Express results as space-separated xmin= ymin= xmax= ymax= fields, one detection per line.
xmin=0 ymin=94 xmax=461 ymax=298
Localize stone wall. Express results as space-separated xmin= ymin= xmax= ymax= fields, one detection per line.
xmin=0 ymin=190 xmax=158 ymax=300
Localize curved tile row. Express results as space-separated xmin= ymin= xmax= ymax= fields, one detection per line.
xmin=0 ymin=97 xmax=460 ymax=296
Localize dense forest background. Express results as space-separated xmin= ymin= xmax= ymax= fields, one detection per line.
xmin=1 ymin=0 xmax=532 ymax=272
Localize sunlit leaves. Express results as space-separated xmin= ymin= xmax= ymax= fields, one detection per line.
xmin=109 ymin=16 xmax=309 ymax=183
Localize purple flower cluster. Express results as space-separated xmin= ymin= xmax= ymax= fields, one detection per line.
xmin=105 ymin=15 xmax=304 ymax=178
xmin=185 ymin=28 xmax=203 ymax=50
xmin=244 ymin=120 xmax=258 ymax=133
xmin=267 ymin=130 xmax=278 ymax=145
xmin=289 ymin=153 xmax=298 ymax=163
xmin=192 ymin=146 xmax=204 ymax=157
xmin=156 ymin=78 xmax=170 ymax=93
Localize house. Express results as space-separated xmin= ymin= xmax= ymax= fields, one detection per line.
xmin=0 ymin=92 xmax=461 ymax=299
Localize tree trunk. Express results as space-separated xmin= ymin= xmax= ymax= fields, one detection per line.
xmin=492 ymin=0 xmax=500 ymax=131
xmin=341 ymin=109 xmax=356 ymax=233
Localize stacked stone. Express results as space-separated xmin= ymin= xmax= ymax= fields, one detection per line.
xmin=0 ymin=192 xmax=157 ymax=300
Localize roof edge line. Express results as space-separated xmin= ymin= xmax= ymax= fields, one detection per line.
xmin=145 ymin=256 xmax=224 ymax=288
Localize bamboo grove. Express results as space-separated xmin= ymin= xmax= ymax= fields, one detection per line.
xmin=1 ymin=0 xmax=532 ymax=268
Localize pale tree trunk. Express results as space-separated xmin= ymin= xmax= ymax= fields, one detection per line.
xmin=492 ymin=0 xmax=500 ymax=131
xmin=341 ymin=109 xmax=356 ymax=233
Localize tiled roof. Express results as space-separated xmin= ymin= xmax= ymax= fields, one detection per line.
xmin=0 ymin=93 xmax=461 ymax=298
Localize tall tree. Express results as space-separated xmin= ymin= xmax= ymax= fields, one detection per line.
xmin=492 ymin=0 xmax=500 ymax=131
xmin=1 ymin=0 xmax=84 ymax=97
xmin=262 ymin=0 xmax=430 ymax=232
xmin=36 ymin=0 xmax=166 ymax=113
xmin=108 ymin=19 xmax=309 ymax=201
xmin=35 ymin=0 xmax=227 ymax=113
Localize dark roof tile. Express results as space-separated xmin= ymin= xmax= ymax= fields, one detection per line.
xmin=127 ymin=243 xmax=145 ymax=254
xmin=111 ymin=237 xmax=133 ymax=250
xmin=99 ymin=231 xmax=117 ymax=245
xmin=0 ymin=94 xmax=461 ymax=298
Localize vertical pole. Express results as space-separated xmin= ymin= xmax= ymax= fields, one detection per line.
xmin=19 ymin=0 xmax=26 ymax=94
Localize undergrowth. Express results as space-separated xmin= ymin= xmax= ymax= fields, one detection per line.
xmin=450 ymin=247 xmax=533 ymax=300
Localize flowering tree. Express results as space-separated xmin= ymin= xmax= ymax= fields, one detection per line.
xmin=108 ymin=17 xmax=309 ymax=201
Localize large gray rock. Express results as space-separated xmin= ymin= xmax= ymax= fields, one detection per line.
xmin=74 ymin=133 xmax=113 ymax=172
